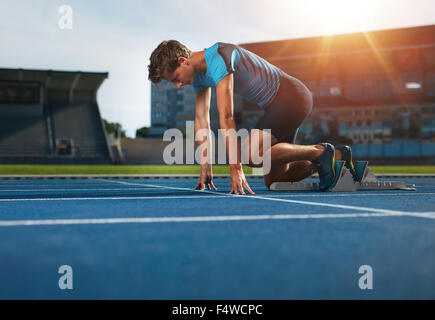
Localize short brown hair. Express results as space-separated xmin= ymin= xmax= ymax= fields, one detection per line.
xmin=148 ymin=40 xmax=192 ymax=83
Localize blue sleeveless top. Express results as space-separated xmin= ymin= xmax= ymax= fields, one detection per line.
xmin=192 ymin=42 xmax=283 ymax=108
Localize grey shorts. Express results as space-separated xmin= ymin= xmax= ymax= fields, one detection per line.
xmin=252 ymin=73 xmax=313 ymax=143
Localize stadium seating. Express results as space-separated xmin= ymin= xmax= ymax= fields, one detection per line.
xmin=0 ymin=68 xmax=112 ymax=164
xmin=0 ymin=104 xmax=49 ymax=156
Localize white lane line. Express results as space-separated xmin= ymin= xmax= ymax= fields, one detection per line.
xmin=0 ymin=195 xmax=229 ymax=202
xmin=99 ymin=179 xmax=197 ymax=192
xmin=0 ymin=211 xmax=417 ymax=227
xmin=0 ymin=183 xmax=119 ymax=187
xmin=406 ymin=212 xmax=435 ymax=219
xmin=0 ymin=180 xmax=214 ymax=201
xmin=0 ymin=187 xmax=432 ymax=197
xmin=102 ymin=179 xmax=408 ymax=216
xmin=0 ymin=187 xmax=162 ymax=192
xmin=243 ymin=194 xmax=407 ymax=215
xmin=7 ymin=179 xmax=426 ymax=220
xmin=264 ymin=192 xmax=435 ymax=198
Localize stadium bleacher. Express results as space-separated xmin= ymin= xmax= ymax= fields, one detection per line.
xmin=0 ymin=103 xmax=49 ymax=156
xmin=0 ymin=68 xmax=112 ymax=164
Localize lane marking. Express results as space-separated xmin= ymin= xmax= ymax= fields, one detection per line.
xmin=0 ymin=195 xmax=230 ymax=202
xmin=406 ymin=212 xmax=435 ymax=219
xmin=0 ymin=180 xmax=430 ymax=221
xmin=241 ymin=194 xmax=406 ymax=215
xmin=0 ymin=187 xmax=166 ymax=192
xmin=100 ymin=179 xmax=197 ymax=192
xmin=0 ymin=186 xmax=432 ymax=198
xmin=0 ymin=183 xmax=121 ymax=187
xmin=102 ymin=180 xmax=410 ymax=216
xmin=0 ymin=211 xmax=424 ymax=227
xmin=264 ymin=192 xmax=435 ymax=198
xmin=1 ymin=192 xmax=433 ymax=202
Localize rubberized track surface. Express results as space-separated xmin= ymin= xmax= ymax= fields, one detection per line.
xmin=0 ymin=177 xmax=434 ymax=299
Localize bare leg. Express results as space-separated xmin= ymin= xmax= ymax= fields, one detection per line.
xmin=264 ymin=160 xmax=314 ymax=188
xmin=267 ymin=142 xmax=341 ymax=166
xmin=263 ymin=143 xmax=342 ymax=188
xmin=246 ymin=129 xmax=342 ymax=187
xmin=246 ymin=130 xmax=341 ymax=166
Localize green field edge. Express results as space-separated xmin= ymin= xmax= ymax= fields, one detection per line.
xmin=0 ymin=165 xmax=435 ymax=175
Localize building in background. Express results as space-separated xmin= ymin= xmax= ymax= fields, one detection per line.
xmin=150 ymin=24 xmax=435 ymax=162
xmin=0 ymin=68 xmax=113 ymax=164
xmin=150 ymin=81 xmax=243 ymax=137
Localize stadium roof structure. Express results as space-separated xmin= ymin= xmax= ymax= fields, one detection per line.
xmin=239 ymin=24 xmax=435 ymax=59
xmin=0 ymin=68 xmax=108 ymax=90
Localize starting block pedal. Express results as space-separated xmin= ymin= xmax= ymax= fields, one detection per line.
xmin=354 ymin=161 xmax=416 ymax=191
xmin=269 ymin=160 xmax=416 ymax=192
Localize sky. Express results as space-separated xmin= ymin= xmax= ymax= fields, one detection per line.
xmin=0 ymin=0 xmax=434 ymax=137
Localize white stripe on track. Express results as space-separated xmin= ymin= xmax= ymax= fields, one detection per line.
xmin=0 ymin=195 xmax=229 ymax=202
xmin=101 ymin=179 xmax=197 ymax=192
xmin=0 ymin=183 xmax=120 ymax=187
xmin=243 ymin=194 xmax=406 ymax=215
xmin=406 ymin=212 xmax=435 ymax=219
xmin=101 ymin=179 xmax=409 ymax=216
xmin=265 ymin=192 xmax=435 ymax=198
xmin=0 ymin=211 xmax=417 ymax=227
xmin=0 ymin=187 xmax=164 ymax=192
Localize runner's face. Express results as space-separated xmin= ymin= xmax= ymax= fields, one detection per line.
xmin=164 ymin=58 xmax=194 ymax=88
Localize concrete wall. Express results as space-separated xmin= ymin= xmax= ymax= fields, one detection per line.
xmin=121 ymin=137 xmax=229 ymax=165
xmin=121 ymin=138 xmax=170 ymax=164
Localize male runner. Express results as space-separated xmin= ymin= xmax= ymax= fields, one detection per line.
xmin=148 ymin=40 xmax=357 ymax=194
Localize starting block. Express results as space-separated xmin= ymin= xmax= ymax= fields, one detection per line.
xmin=269 ymin=161 xmax=416 ymax=192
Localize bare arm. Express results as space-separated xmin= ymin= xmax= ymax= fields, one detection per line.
xmin=194 ymin=87 xmax=216 ymax=190
xmin=216 ymin=73 xmax=254 ymax=195
xmin=195 ymin=87 xmax=212 ymax=165
xmin=216 ymin=74 xmax=239 ymax=165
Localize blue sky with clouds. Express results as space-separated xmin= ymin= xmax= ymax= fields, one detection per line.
xmin=1 ymin=0 xmax=434 ymax=137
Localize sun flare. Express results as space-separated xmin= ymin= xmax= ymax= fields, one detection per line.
xmin=299 ymin=0 xmax=378 ymax=35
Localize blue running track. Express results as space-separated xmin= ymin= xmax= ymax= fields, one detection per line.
xmin=0 ymin=176 xmax=434 ymax=299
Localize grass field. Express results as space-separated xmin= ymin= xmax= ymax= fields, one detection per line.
xmin=0 ymin=164 xmax=434 ymax=175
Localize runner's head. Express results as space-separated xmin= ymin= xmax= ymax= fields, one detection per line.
xmin=148 ymin=40 xmax=194 ymax=88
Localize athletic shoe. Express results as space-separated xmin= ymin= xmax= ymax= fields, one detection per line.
xmin=313 ymin=142 xmax=336 ymax=191
xmin=336 ymin=145 xmax=359 ymax=181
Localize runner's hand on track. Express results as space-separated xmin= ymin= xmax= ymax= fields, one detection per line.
xmin=195 ymin=164 xmax=217 ymax=191
xmin=229 ymin=165 xmax=255 ymax=195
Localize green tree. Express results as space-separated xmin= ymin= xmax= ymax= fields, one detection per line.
xmin=136 ymin=126 xmax=150 ymax=138
xmin=103 ymin=119 xmax=126 ymax=138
